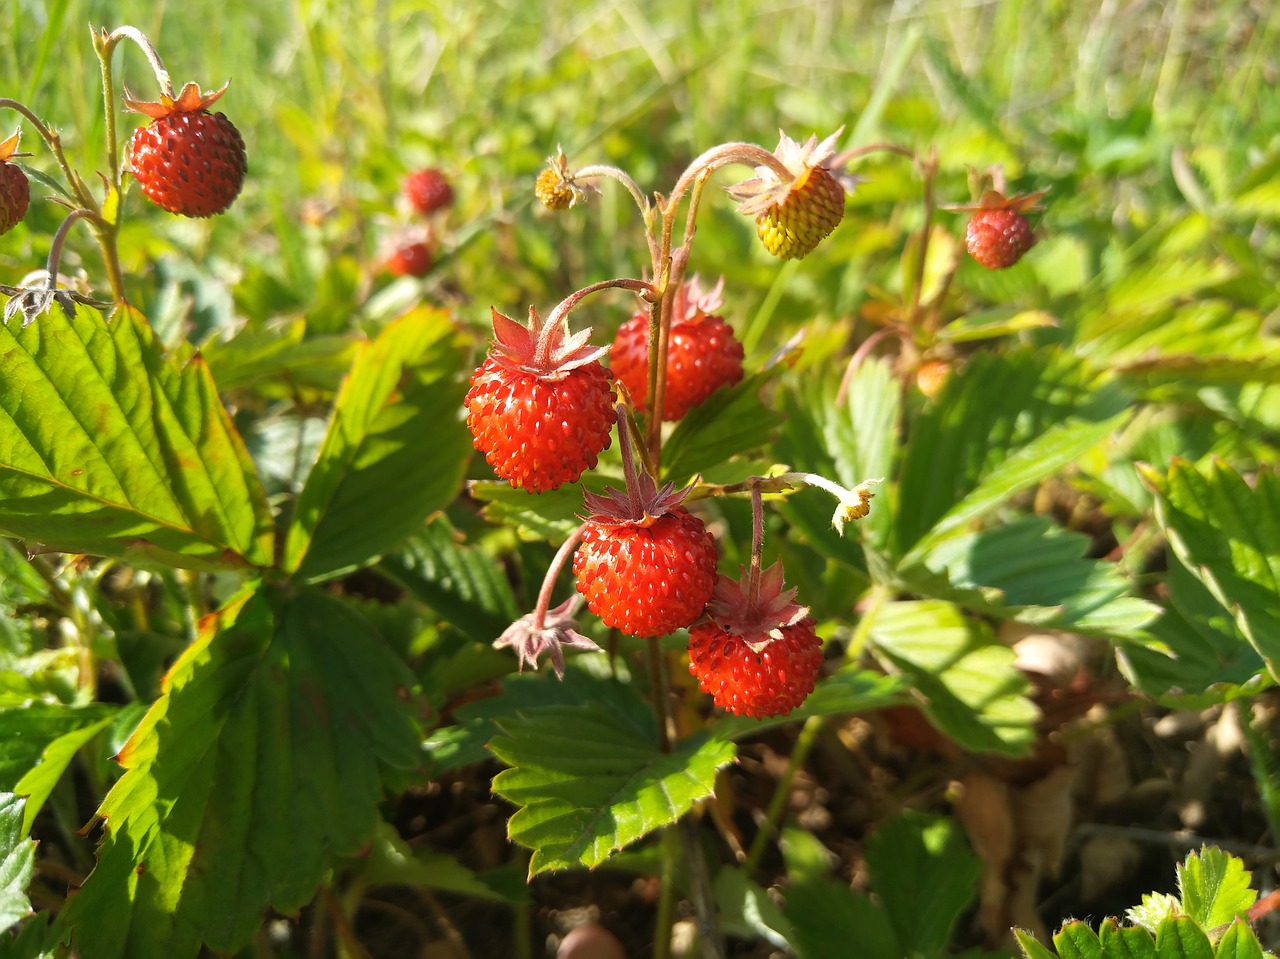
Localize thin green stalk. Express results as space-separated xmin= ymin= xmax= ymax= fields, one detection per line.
xmin=652 ymin=826 xmax=679 ymax=959
xmin=742 ymin=715 xmax=823 ymax=876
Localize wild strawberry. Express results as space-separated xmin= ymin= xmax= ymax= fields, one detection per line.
xmin=728 ymin=130 xmax=847 ymax=260
xmin=915 ymin=360 xmax=951 ymax=398
xmin=465 ymin=305 xmax=615 ymax=493
xmin=956 ymin=189 xmax=1047 ymax=270
xmin=0 ymin=129 xmax=30 ymax=236
xmin=573 ymin=410 xmax=718 ymax=637
xmin=386 ymin=240 xmax=432 ymax=277
xmin=687 ymin=560 xmax=822 ymax=718
xmin=403 ymin=168 xmax=454 ymax=215
xmin=126 ymin=82 xmax=246 ymax=218
xmin=612 ymin=276 xmax=744 ymax=421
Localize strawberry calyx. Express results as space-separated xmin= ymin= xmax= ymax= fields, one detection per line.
xmin=581 ymin=405 xmax=690 ymax=528
xmin=945 ymin=187 xmax=1049 ymax=215
xmin=726 ymin=128 xmax=850 ymax=216
xmin=0 ymin=129 xmax=30 ymax=162
xmin=488 ymin=305 xmax=608 ymax=380
xmin=123 ymin=80 xmax=230 ymax=119
xmin=494 ymin=596 xmax=600 ymax=679
xmin=703 ymin=560 xmax=810 ymax=654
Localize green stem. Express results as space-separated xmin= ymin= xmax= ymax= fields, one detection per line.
xmin=742 ymin=714 xmax=824 ymax=876
xmin=0 ymin=98 xmax=84 ymax=204
xmin=652 ymin=826 xmax=679 ymax=959
xmin=679 ymin=817 xmax=726 ymax=959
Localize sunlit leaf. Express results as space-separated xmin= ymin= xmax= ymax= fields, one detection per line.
xmin=13 ymin=714 xmax=115 ymax=833
xmin=0 ymin=302 xmax=273 ymax=570
xmin=490 ymin=702 xmax=735 ymax=875
xmin=285 ymin=306 xmax=473 ymax=582
xmin=868 ymin=600 xmax=1038 ymax=754
xmin=1177 ymin=847 xmax=1256 ymax=932
xmin=662 ymin=368 xmax=785 ymax=484
xmin=60 ymin=586 xmax=419 ymax=957
xmin=0 ymin=794 xmax=34 ymax=932
xmin=1154 ymin=916 xmax=1215 ymax=959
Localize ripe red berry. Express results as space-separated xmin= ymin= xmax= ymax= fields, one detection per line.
xmin=465 ymin=306 xmax=615 ymax=493
xmin=126 ymin=82 xmax=246 ymax=218
xmin=688 ymin=618 xmax=823 ymax=718
xmin=574 ymin=505 xmax=718 ymax=638
xmin=687 ymin=561 xmax=822 ymax=718
xmin=954 ymin=188 xmax=1047 ymax=270
xmin=386 ymin=240 xmax=432 ymax=277
xmin=0 ymin=129 xmax=30 ymax=236
xmin=612 ymin=277 xmax=744 ymax=421
xmin=404 ymin=168 xmax=454 ymax=215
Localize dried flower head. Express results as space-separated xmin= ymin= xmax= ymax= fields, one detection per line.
xmin=535 ymin=147 xmax=598 ymax=211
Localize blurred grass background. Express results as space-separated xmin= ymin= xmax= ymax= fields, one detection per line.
xmin=1 ymin=0 xmax=1277 ymax=355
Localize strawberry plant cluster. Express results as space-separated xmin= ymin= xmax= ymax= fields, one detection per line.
xmin=1 ymin=12 xmax=1279 ymax=959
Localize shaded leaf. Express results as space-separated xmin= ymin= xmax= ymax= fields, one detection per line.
xmin=1054 ymin=921 xmax=1103 ymax=959
xmin=0 ymin=704 xmax=116 ymax=791
xmin=1154 ymin=917 xmax=1215 ymax=959
xmin=868 ymin=600 xmax=1038 ymax=754
xmin=714 ymin=868 xmax=794 ymax=950
xmin=896 ymin=350 xmax=1129 ymax=562
xmin=924 ymin=515 xmax=1160 ymax=639
xmin=355 ymin=820 xmax=518 ymax=903
xmin=662 ymin=368 xmax=785 ymax=484
xmin=0 ymin=794 xmax=33 ymax=933
xmin=785 ymin=878 xmax=901 ymax=959
xmin=0 ymin=302 xmax=272 ymax=571
xmin=470 ymin=472 xmax=612 ymax=543
xmin=378 ymin=516 xmax=520 ymax=644
xmin=1098 ymin=920 xmax=1159 ymax=959
xmin=0 ymin=911 xmax=66 ymax=959
xmin=866 ymin=810 xmax=981 ymax=955
xmin=712 ymin=666 xmax=908 ymax=742
xmin=1213 ymin=919 xmax=1264 ymax=959
xmin=490 ymin=702 xmax=735 ymax=875
xmin=1144 ymin=460 xmax=1280 ymax=675
xmin=286 ymin=306 xmax=473 ymax=581
xmin=60 ymin=586 xmax=419 ymax=957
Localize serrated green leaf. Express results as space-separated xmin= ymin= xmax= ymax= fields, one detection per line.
xmin=1017 ymin=928 xmax=1061 ymax=959
xmin=1103 ymin=259 xmax=1237 ymax=317
xmin=868 ymin=600 xmax=1038 ymax=754
xmin=1099 ymin=919 xmax=1159 ymax=959
xmin=0 ymin=794 xmax=34 ymax=932
xmin=0 ymin=704 xmax=116 ymax=791
xmin=490 ymin=702 xmax=735 ymax=875
xmin=1055 ymin=921 xmax=1104 ymax=959
xmin=13 ymin=714 xmax=115 ymax=834
xmin=378 ymin=517 xmax=520 ymax=644
xmin=866 ymin=810 xmax=980 ymax=955
xmin=60 ymin=586 xmax=419 ymax=958
xmin=0 ymin=303 xmax=273 ymax=571
xmin=1178 ymin=847 xmax=1257 ymax=932
xmin=286 ymin=306 xmax=472 ymax=581
xmin=714 ymin=868 xmax=794 ymax=950
xmin=470 ymin=473 xmax=612 ymax=542
xmin=784 ymin=878 xmax=901 ymax=959
xmin=201 ymin=319 xmax=358 ymax=393
xmin=1155 ymin=916 xmax=1215 ymax=959
xmin=923 ymin=515 xmax=1160 ymax=639
xmin=896 ymin=350 xmax=1129 ymax=563
xmin=661 ymin=368 xmax=785 ymax=484
xmin=939 ymin=309 xmax=1059 ymax=343
xmin=1213 ymin=919 xmax=1265 ymax=959
xmin=1146 ymin=460 xmax=1280 ymax=674
xmin=0 ymin=911 xmax=66 ymax=959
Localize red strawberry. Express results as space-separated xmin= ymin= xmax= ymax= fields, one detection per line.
xmin=687 ymin=560 xmax=822 ymax=718
xmin=0 ymin=129 xmax=30 ymax=236
xmin=465 ymin=305 xmax=615 ymax=493
xmin=386 ymin=240 xmax=432 ymax=277
xmin=404 ymin=168 xmax=454 ymax=215
xmin=126 ymin=82 xmax=246 ymax=218
xmin=958 ymin=189 xmax=1047 ymax=270
xmin=573 ymin=410 xmax=718 ymax=637
xmin=612 ymin=276 xmax=744 ymax=421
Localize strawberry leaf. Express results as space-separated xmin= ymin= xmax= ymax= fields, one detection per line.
xmin=60 ymin=586 xmax=419 ymax=957
xmin=490 ymin=701 xmax=735 ymax=875
xmin=0 ymin=302 xmax=273 ymax=570
xmin=1177 ymin=847 xmax=1256 ymax=933
xmin=867 ymin=600 xmax=1039 ymax=755
xmin=0 ymin=704 xmax=116 ymax=791
xmin=662 ymin=368 xmax=785 ymax=484
xmin=0 ymin=794 xmax=34 ymax=933
xmin=1144 ymin=460 xmax=1280 ymax=675
xmin=1154 ymin=916 xmax=1215 ymax=959
xmin=284 ymin=306 xmax=473 ymax=582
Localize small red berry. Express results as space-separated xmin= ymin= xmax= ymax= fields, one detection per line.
xmin=465 ymin=306 xmax=615 ymax=493
xmin=574 ymin=505 xmax=719 ymax=638
xmin=0 ymin=129 xmax=30 ymax=236
xmin=955 ymin=189 xmax=1047 ymax=270
xmin=126 ymin=82 xmax=246 ymax=218
xmin=612 ymin=276 xmax=744 ymax=421
xmin=687 ymin=561 xmax=822 ymax=718
xmin=403 ymin=168 xmax=454 ymax=215
xmin=386 ymin=240 xmax=432 ymax=277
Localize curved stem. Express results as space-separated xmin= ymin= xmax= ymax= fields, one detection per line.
xmin=742 ymin=714 xmax=823 ymax=876
xmin=574 ymin=163 xmax=650 ymax=220
xmin=43 ymin=209 xmax=97 ymax=285
xmin=0 ymin=99 xmax=84 ymax=204
xmin=530 ymin=528 xmax=584 ymax=628
xmin=543 ymin=276 xmax=656 ymax=330
xmin=667 ymin=140 xmax=788 ymax=211
xmin=100 ymin=26 xmax=175 ymax=99
xmin=835 ymin=326 xmax=907 ymax=405
xmin=830 ymin=141 xmax=918 ymax=168
xmin=745 ymin=482 xmax=765 ymax=614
